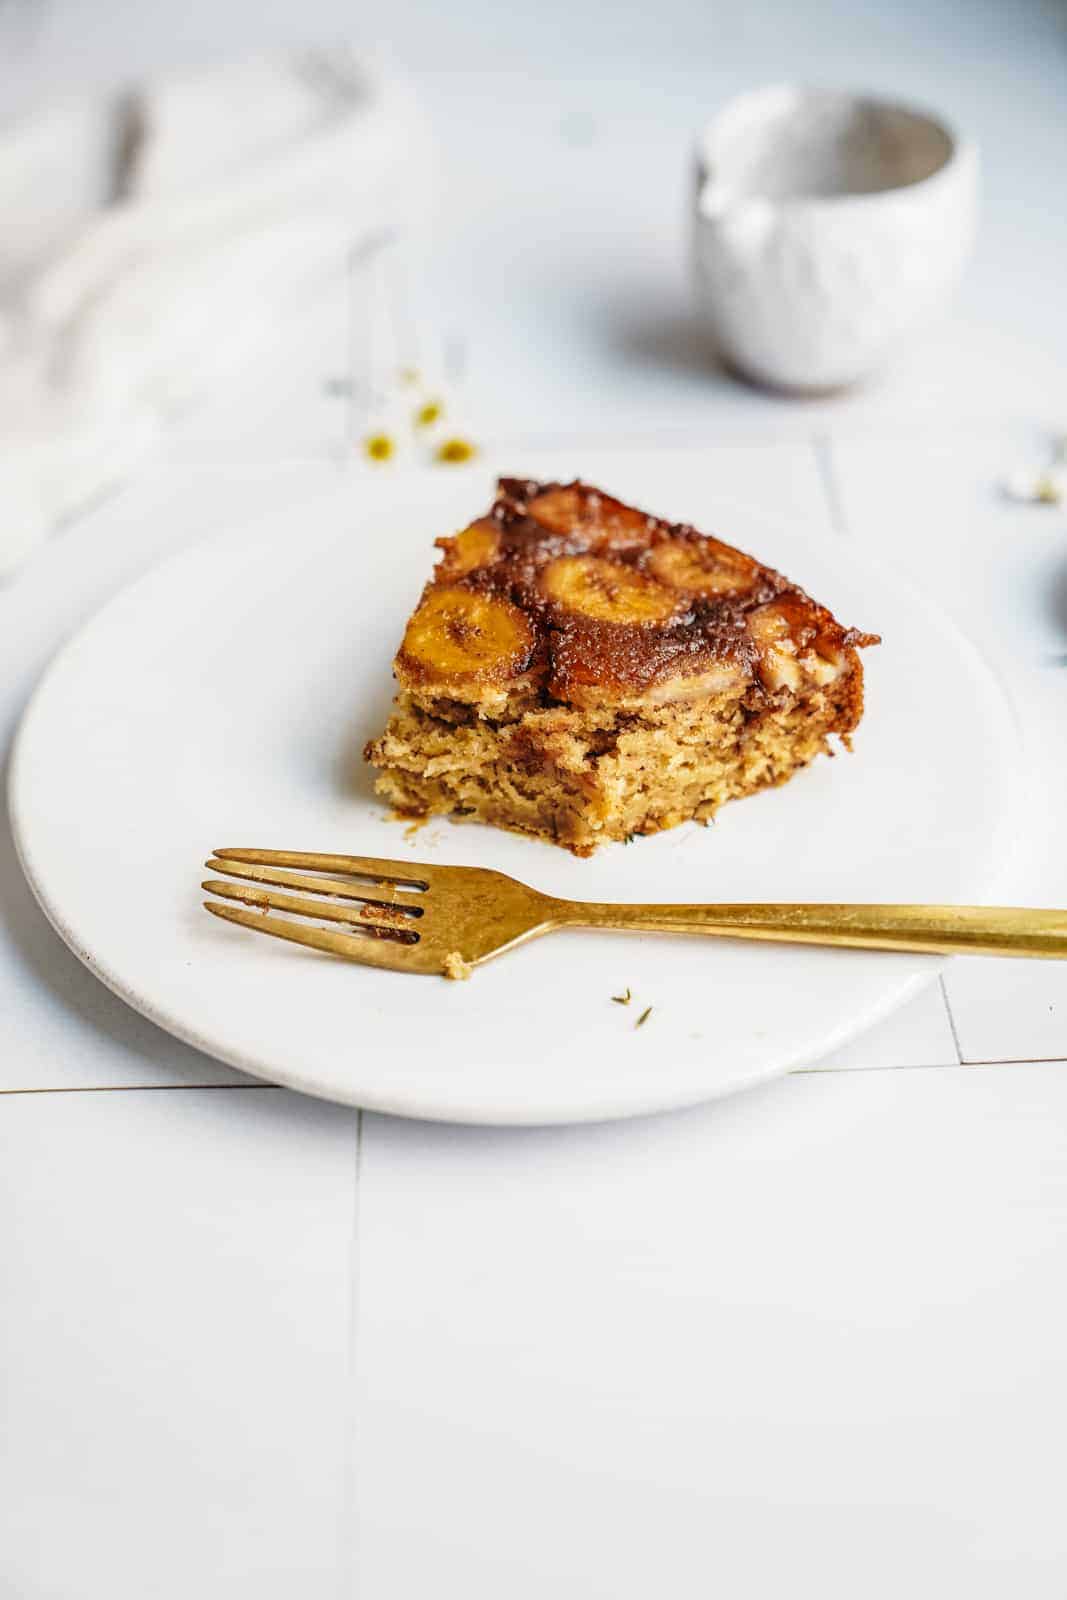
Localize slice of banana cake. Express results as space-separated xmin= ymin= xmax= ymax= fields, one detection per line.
xmin=364 ymin=478 xmax=879 ymax=856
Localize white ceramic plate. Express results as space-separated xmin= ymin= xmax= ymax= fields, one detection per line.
xmin=10 ymin=459 xmax=1018 ymax=1124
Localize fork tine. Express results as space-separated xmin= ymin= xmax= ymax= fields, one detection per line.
xmin=205 ymin=858 xmax=417 ymax=908
xmin=213 ymin=848 xmax=429 ymax=890
xmin=203 ymin=878 xmax=419 ymax=930
xmin=203 ymin=901 xmax=427 ymax=971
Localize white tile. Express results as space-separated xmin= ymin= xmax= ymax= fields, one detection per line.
xmin=805 ymin=977 xmax=958 ymax=1071
xmin=0 ymin=464 xmax=348 ymax=1091
xmin=942 ymin=668 xmax=1067 ymax=1062
xmin=356 ymin=1066 xmax=1067 ymax=1598
xmin=0 ymin=1087 xmax=358 ymax=1599
xmin=947 ymin=958 xmax=1067 ymax=1064
xmin=829 ymin=427 xmax=1067 ymax=668
xmin=0 ymin=820 xmax=250 ymax=1091
xmin=831 ymin=439 xmax=1067 ymax=1064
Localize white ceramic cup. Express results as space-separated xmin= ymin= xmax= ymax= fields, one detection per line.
xmin=692 ymin=86 xmax=979 ymax=393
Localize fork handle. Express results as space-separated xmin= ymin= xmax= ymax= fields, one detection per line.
xmin=552 ymin=903 xmax=1067 ymax=960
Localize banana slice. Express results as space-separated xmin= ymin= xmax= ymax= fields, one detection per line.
xmin=527 ymin=487 xmax=652 ymax=550
xmin=747 ymin=600 xmax=847 ymax=692
xmin=435 ymin=520 xmax=500 ymax=578
xmin=647 ymin=537 xmax=759 ymax=598
xmin=803 ymin=647 xmax=847 ymax=687
xmin=526 ymin=486 xmax=584 ymax=534
xmin=748 ymin=603 xmax=802 ymax=691
xmin=398 ymin=586 xmax=533 ymax=684
xmin=540 ymin=555 xmax=677 ymax=625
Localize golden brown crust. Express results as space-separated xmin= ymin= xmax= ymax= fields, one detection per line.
xmin=397 ymin=478 xmax=878 ymax=707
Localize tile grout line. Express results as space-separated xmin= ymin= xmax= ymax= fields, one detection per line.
xmin=339 ymin=1107 xmax=364 ymax=1600
xmin=938 ymin=973 xmax=965 ymax=1065
xmin=0 ymin=1081 xmax=282 ymax=1096
xmin=794 ymin=1061 xmax=936 ymax=1076
xmin=793 ymin=1060 xmax=953 ymax=1075
xmin=960 ymin=1055 xmax=1067 ymax=1067
xmin=796 ymin=1055 xmax=1067 ymax=1075
xmin=7 ymin=1052 xmax=1067 ymax=1099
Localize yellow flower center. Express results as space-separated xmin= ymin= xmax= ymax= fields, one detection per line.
xmin=364 ymin=434 xmax=395 ymax=462
xmin=435 ymin=437 xmax=477 ymax=464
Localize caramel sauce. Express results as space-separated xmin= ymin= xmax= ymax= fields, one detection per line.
xmin=400 ymin=478 xmax=879 ymax=701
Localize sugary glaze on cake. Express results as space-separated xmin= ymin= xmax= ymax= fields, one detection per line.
xmin=393 ymin=478 xmax=878 ymax=714
xmin=365 ymin=479 xmax=880 ymax=856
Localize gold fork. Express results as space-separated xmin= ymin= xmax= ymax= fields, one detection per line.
xmin=202 ymin=848 xmax=1067 ymax=975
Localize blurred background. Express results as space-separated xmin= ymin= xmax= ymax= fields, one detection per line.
xmin=0 ymin=0 xmax=1064 ymax=523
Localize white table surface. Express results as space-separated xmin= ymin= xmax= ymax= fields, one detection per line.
xmin=3 ymin=1 xmax=1067 ymax=1594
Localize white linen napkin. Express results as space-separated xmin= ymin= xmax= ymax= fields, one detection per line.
xmin=0 ymin=48 xmax=427 ymax=579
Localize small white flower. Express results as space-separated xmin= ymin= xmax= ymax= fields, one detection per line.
xmin=1001 ymin=468 xmax=1065 ymax=506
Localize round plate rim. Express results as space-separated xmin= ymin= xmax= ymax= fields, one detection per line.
xmin=7 ymin=486 xmax=1022 ymax=1125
